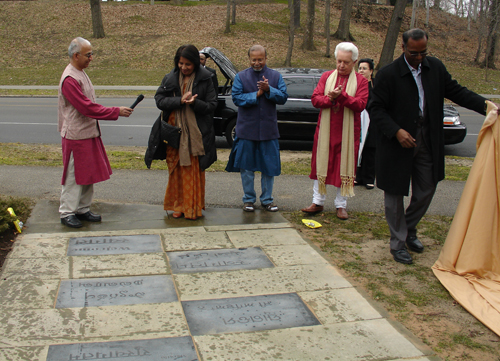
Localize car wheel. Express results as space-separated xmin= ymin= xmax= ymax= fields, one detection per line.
xmin=225 ymin=118 xmax=236 ymax=147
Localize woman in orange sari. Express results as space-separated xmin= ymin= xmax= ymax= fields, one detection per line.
xmin=155 ymin=45 xmax=217 ymax=220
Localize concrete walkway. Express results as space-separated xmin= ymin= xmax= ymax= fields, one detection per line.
xmin=0 ymin=199 xmax=439 ymax=361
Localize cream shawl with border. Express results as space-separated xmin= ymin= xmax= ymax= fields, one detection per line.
xmin=316 ymin=69 xmax=357 ymax=196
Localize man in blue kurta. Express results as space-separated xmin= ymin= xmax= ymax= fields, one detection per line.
xmin=225 ymin=45 xmax=288 ymax=212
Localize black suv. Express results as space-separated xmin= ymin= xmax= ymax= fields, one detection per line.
xmin=201 ymin=47 xmax=466 ymax=147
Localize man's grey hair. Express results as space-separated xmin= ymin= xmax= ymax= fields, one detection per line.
xmin=68 ymin=37 xmax=91 ymax=58
xmin=248 ymin=44 xmax=267 ymax=57
xmin=334 ymin=42 xmax=359 ymax=62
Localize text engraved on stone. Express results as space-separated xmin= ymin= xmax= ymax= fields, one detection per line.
xmin=67 ymin=235 xmax=162 ymax=256
xmin=167 ymin=247 xmax=274 ymax=274
xmin=46 ymin=337 xmax=198 ymax=361
xmin=182 ymin=293 xmax=320 ymax=335
xmin=56 ymin=275 xmax=177 ymax=308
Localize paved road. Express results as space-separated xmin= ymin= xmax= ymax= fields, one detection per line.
xmin=0 ymin=96 xmax=488 ymax=156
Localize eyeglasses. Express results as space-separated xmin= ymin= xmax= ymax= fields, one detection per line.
xmin=78 ymin=52 xmax=94 ymax=59
xmin=407 ymin=50 xmax=428 ymax=57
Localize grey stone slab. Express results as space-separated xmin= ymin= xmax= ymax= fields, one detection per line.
xmin=56 ymin=275 xmax=177 ymax=308
xmin=168 ymin=247 xmax=274 ymax=274
xmin=182 ymin=293 xmax=320 ymax=336
xmin=46 ymin=337 xmax=198 ymax=361
xmin=67 ymin=234 xmax=162 ymax=256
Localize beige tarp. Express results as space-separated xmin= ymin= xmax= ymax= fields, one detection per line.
xmin=432 ymin=101 xmax=500 ymax=336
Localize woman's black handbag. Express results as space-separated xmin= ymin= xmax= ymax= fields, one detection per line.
xmin=160 ymin=111 xmax=181 ymax=149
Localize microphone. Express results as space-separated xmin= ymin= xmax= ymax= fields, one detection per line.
xmin=130 ymin=94 xmax=144 ymax=109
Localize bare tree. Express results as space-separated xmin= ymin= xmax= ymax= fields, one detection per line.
xmin=293 ymin=0 xmax=300 ymax=29
xmin=225 ymin=0 xmax=231 ymax=33
xmin=325 ymin=0 xmax=331 ymax=57
xmin=333 ymin=0 xmax=355 ymax=41
xmin=285 ymin=0 xmax=296 ymax=66
xmin=301 ymin=0 xmax=316 ymax=50
xmin=90 ymin=0 xmax=105 ymax=39
xmin=474 ymin=0 xmax=488 ymax=63
xmin=410 ymin=0 xmax=419 ymax=28
xmin=377 ymin=0 xmax=407 ymax=69
xmin=231 ymin=0 xmax=236 ymax=25
xmin=425 ymin=0 xmax=430 ymax=26
xmin=483 ymin=0 xmax=500 ymax=68
xmin=433 ymin=0 xmax=442 ymax=10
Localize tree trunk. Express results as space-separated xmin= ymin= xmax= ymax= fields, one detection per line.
xmin=377 ymin=0 xmax=407 ymax=70
xmin=483 ymin=0 xmax=500 ymax=69
xmin=90 ymin=0 xmax=105 ymax=39
xmin=433 ymin=0 xmax=441 ymax=10
xmin=225 ymin=0 xmax=231 ymax=33
xmin=325 ymin=0 xmax=331 ymax=57
xmin=301 ymin=0 xmax=316 ymax=51
xmin=231 ymin=0 xmax=236 ymax=25
xmin=285 ymin=0 xmax=295 ymax=66
xmin=333 ymin=0 xmax=355 ymax=41
xmin=410 ymin=0 xmax=418 ymax=28
xmin=425 ymin=0 xmax=430 ymax=26
xmin=474 ymin=0 xmax=486 ymax=63
xmin=293 ymin=0 xmax=300 ymax=29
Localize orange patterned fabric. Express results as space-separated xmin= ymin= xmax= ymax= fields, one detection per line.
xmin=164 ymin=112 xmax=205 ymax=219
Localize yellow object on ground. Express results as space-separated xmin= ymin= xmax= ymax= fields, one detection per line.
xmin=7 ymin=207 xmax=23 ymax=233
xmin=302 ymin=219 xmax=322 ymax=229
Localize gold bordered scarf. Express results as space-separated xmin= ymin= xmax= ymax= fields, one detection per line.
xmin=316 ymin=68 xmax=357 ymax=197
xmin=176 ymin=72 xmax=205 ymax=166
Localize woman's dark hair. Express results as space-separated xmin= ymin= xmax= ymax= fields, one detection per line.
xmin=358 ymin=58 xmax=374 ymax=71
xmin=174 ymin=44 xmax=200 ymax=71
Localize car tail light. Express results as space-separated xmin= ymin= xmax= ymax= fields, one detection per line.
xmin=443 ymin=116 xmax=460 ymax=125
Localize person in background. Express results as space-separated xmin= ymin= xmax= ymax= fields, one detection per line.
xmin=355 ymin=58 xmax=376 ymax=190
xmin=225 ymin=45 xmax=288 ymax=212
xmin=200 ymin=52 xmax=219 ymax=95
xmin=58 ymin=37 xmax=133 ymax=229
xmin=155 ymin=44 xmax=217 ymax=220
xmin=301 ymin=42 xmax=369 ymax=220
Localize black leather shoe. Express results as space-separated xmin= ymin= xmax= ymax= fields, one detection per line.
xmin=406 ymin=236 xmax=424 ymax=253
xmin=76 ymin=211 xmax=102 ymax=222
xmin=61 ymin=215 xmax=83 ymax=228
xmin=390 ymin=248 xmax=413 ymax=264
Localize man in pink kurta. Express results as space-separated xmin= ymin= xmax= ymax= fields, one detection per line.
xmin=58 ymin=37 xmax=133 ymax=228
xmin=302 ymin=43 xmax=369 ymax=220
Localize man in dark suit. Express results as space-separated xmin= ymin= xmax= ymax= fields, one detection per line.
xmin=368 ymin=28 xmax=490 ymax=264
xmin=200 ymin=52 xmax=219 ymax=95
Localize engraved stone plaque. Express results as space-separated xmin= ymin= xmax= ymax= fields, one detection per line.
xmin=182 ymin=293 xmax=320 ymax=335
xmin=167 ymin=247 xmax=274 ymax=274
xmin=67 ymin=235 xmax=162 ymax=256
xmin=46 ymin=337 xmax=198 ymax=361
xmin=56 ymin=275 xmax=177 ymax=308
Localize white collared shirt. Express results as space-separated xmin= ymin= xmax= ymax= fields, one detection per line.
xmin=404 ymin=56 xmax=425 ymax=115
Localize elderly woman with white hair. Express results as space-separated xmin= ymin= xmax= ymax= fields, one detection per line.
xmin=301 ymin=42 xmax=369 ymax=220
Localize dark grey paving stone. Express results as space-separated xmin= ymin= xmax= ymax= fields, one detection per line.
xmin=167 ymin=247 xmax=274 ymax=274
xmin=46 ymin=337 xmax=198 ymax=361
xmin=56 ymin=275 xmax=177 ymax=308
xmin=182 ymin=293 xmax=320 ymax=336
xmin=67 ymin=235 xmax=162 ymax=256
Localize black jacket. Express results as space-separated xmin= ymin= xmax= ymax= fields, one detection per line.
xmin=368 ymin=54 xmax=486 ymax=195
xmin=145 ymin=66 xmax=217 ymax=170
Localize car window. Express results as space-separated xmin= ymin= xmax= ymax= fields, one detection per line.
xmin=283 ymin=76 xmax=315 ymax=99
